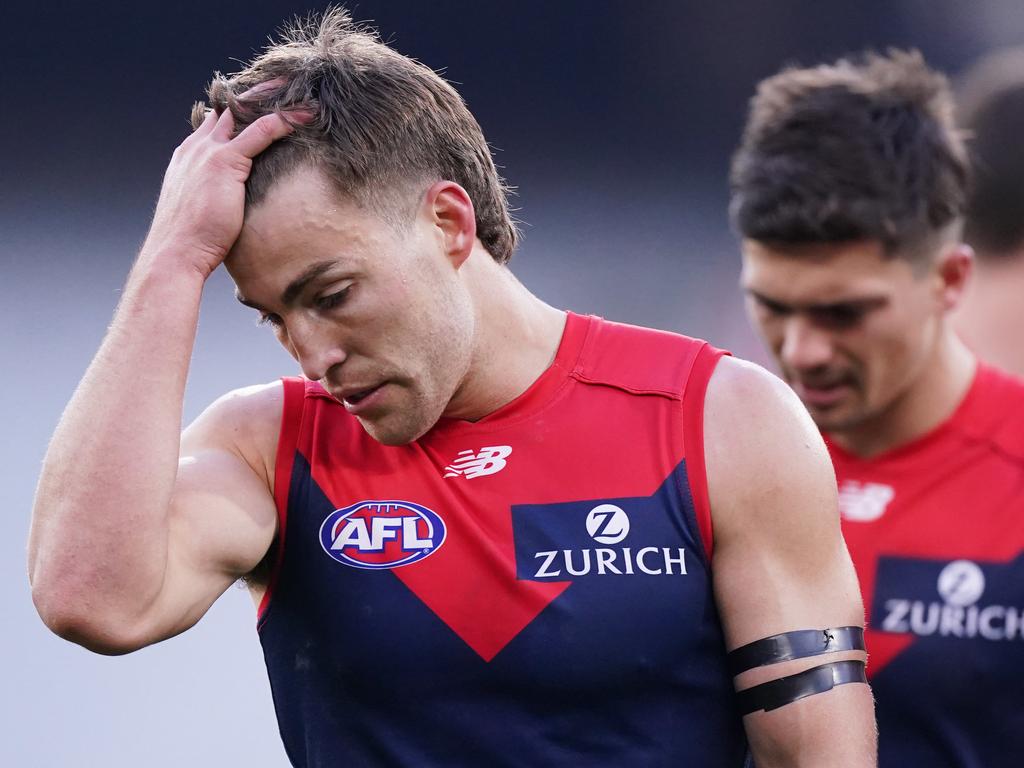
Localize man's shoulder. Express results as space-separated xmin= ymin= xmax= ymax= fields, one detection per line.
xmin=587 ymin=315 xmax=713 ymax=351
xmin=183 ymin=380 xmax=285 ymax=466
xmin=704 ymin=356 xmax=811 ymax=437
xmin=577 ymin=315 xmax=725 ymax=397
xmin=204 ymin=380 xmax=285 ymax=426
xmin=704 ymin=357 xmax=831 ymax=488
xmin=976 ymin=361 xmax=1024 ymax=405
xmin=703 ymin=356 xmax=839 ymax=548
xmin=968 ymin=363 xmax=1024 ymax=462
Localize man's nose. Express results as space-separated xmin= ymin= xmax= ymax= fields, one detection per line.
xmin=780 ymin=315 xmax=834 ymax=371
xmin=288 ymin=317 xmax=347 ymax=381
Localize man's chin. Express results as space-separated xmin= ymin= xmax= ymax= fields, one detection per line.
xmin=803 ymin=402 xmax=868 ymax=435
xmin=356 ymin=412 xmax=434 ymax=447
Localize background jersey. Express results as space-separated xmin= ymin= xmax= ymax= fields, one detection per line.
xmin=257 ymin=312 xmax=749 ymax=767
xmin=828 ymin=364 xmax=1024 ymax=768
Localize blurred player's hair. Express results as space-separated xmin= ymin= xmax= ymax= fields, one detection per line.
xmin=192 ymin=5 xmax=518 ymax=264
xmin=958 ymin=47 xmax=1024 ymax=260
xmin=729 ymin=49 xmax=970 ymax=263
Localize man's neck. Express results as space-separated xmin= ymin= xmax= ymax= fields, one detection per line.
xmin=953 ymin=252 xmax=1024 ymax=377
xmin=441 ymin=249 xmax=566 ymax=422
xmin=828 ymin=330 xmax=978 ymax=459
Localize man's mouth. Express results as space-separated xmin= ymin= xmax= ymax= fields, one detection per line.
xmin=336 ymin=382 xmax=387 ymax=413
xmin=792 ymin=378 xmax=854 ymax=408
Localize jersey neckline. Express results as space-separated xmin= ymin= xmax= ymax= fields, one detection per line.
xmin=426 ymin=311 xmax=593 ymax=436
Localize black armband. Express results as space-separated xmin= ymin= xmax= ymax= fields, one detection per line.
xmin=736 ymin=659 xmax=867 ymax=715
xmin=727 ymin=626 xmax=864 ymax=676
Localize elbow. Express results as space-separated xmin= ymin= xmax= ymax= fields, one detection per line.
xmin=31 ymin=582 xmax=151 ymax=656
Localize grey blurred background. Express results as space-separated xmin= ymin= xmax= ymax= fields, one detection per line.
xmin=3 ymin=1 xmax=1022 ymax=765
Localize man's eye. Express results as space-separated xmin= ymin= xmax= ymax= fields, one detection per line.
xmin=757 ymin=299 xmax=790 ymax=316
xmin=316 ymin=287 xmax=350 ymax=311
xmin=812 ymin=306 xmax=863 ymax=329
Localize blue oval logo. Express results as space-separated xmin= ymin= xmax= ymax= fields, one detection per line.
xmin=319 ymin=500 xmax=447 ymax=569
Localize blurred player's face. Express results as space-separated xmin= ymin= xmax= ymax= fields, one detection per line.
xmin=741 ymin=240 xmax=947 ymax=435
xmin=226 ymin=168 xmax=475 ymax=445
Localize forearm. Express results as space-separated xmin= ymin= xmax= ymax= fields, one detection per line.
xmin=746 ymin=683 xmax=877 ymax=767
xmin=29 ymin=253 xmax=206 ymax=639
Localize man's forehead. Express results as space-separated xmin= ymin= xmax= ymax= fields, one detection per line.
xmin=740 ymin=238 xmax=905 ymax=299
xmin=245 ymin=172 xmax=352 ymax=234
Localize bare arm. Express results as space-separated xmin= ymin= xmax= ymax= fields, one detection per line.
xmin=28 ymin=107 xmax=297 ymax=653
xmin=705 ymin=356 xmax=876 ymax=766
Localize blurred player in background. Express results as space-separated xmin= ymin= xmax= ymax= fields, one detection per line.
xmin=954 ymin=47 xmax=1024 ymax=376
xmin=732 ymin=49 xmax=1024 ymax=768
xmin=28 ymin=7 xmax=874 ymax=767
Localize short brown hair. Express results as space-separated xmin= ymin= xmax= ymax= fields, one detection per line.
xmin=191 ymin=6 xmax=519 ymax=263
xmin=730 ymin=49 xmax=970 ymax=260
xmin=958 ymin=47 xmax=1024 ymax=260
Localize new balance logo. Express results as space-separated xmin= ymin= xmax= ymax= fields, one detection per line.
xmin=838 ymin=480 xmax=894 ymax=522
xmin=443 ymin=446 xmax=512 ymax=479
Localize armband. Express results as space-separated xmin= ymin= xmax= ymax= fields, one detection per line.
xmin=736 ymin=659 xmax=867 ymax=715
xmin=727 ymin=626 xmax=864 ymax=676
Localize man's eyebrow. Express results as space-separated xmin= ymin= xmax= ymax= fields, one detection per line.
xmin=280 ymin=261 xmax=337 ymax=306
xmin=747 ymin=290 xmax=793 ymax=311
xmin=747 ymin=289 xmax=886 ymax=313
xmin=234 ymin=260 xmax=337 ymax=310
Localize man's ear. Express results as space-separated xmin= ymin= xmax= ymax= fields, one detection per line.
xmin=423 ymin=181 xmax=476 ymax=269
xmin=934 ymin=244 xmax=974 ymax=312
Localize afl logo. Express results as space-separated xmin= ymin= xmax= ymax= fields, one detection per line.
xmin=319 ymin=500 xmax=447 ymax=570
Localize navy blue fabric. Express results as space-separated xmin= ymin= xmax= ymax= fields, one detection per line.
xmin=872 ymin=554 xmax=1024 ymax=767
xmin=259 ymin=454 xmax=749 ymax=767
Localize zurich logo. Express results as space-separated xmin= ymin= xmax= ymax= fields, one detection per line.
xmin=937 ymin=560 xmax=986 ymax=607
xmin=319 ymin=500 xmax=447 ymax=570
xmin=585 ymin=504 xmax=630 ymax=544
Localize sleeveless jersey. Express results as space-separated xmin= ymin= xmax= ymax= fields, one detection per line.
xmin=257 ymin=312 xmax=749 ymax=767
xmin=828 ymin=363 xmax=1024 ymax=768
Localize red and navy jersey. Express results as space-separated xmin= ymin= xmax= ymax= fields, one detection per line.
xmin=256 ymin=312 xmax=749 ymax=767
xmin=829 ymin=364 xmax=1024 ymax=768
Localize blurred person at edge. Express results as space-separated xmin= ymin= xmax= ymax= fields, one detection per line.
xmin=732 ymin=49 xmax=1024 ymax=768
xmin=954 ymin=47 xmax=1024 ymax=376
xmin=27 ymin=6 xmax=874 ymax=768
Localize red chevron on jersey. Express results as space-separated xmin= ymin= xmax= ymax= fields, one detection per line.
xmin=310 ymin=457 xmax=570 ymax=660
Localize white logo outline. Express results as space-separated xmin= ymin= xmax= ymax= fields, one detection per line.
xmin=443 ymin=445 xmax=512 ymax=479
xmin=319 ymin=500 xmax=447 ymax=570
xmin=838 ymin=480 xmax=894 ymax=522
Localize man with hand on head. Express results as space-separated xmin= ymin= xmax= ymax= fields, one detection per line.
xmin=30 ymin=7 xmax=874 ymax=766
xmin=732 ymin=49 xmax=1024 ymax=768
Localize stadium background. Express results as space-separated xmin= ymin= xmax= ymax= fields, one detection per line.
xmin=3 ymin=1 xmax=1021 ymax=764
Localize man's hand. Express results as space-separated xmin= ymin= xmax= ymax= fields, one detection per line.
xmin=144 ymin=105 xmax=300 ymax=278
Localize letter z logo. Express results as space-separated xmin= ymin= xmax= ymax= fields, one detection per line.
xmin=585 ymin=504 xmax=630 ymax=544
xmin=443 ymin=446 xmax=512 ymax=479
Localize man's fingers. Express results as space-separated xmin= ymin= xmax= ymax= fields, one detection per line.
xmin=192 ymin=108 xmax=218 ymax=137
xmin=230 ymin=112 xmax=299 ymax=159
xmin=211 ymin=107 xmax=237 ymax=141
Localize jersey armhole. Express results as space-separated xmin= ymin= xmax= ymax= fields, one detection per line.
xmin=682 ymin=344 xmax=727 ymax=562
xmin=257 ymin=376 xmax=307 ymax=625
